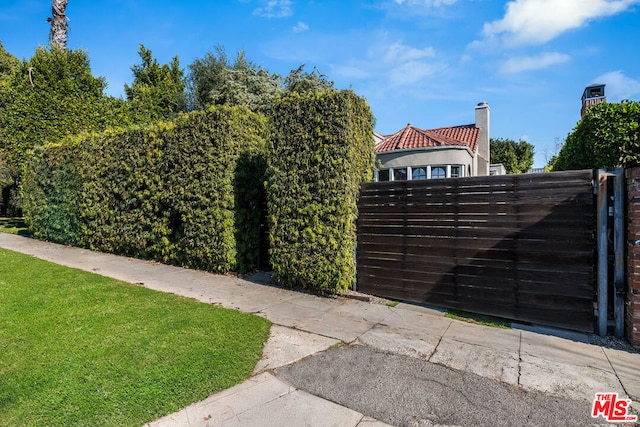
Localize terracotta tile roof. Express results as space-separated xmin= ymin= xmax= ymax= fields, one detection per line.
xmin=431 ymin=124 xmax=480 ymax=152
xmin=375 ymin=123 xmax=480 ymax=153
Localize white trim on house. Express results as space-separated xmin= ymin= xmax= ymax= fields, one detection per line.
xmin=376 ymin=145 xmax=474 ymax=157
xmin=375 ymin=164 xmax=467 ymax=182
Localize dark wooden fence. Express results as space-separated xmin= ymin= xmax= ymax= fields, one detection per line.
xmin=357 ymin=170 xmax=595 ymax=332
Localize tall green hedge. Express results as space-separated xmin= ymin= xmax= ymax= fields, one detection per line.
xmin=266 ymin=90 xmax=374 ymax=293
xmin=23 ymin=106 xmax=267 ymax=273
xmin=79 ymin=125 xmax=171 ymax=260
xmin=553 ymin=100 xmax=640 ymax=171
xmin=22 ymin=143 xmax=84 ymax=246
xmin=162 ymin=108 xmax=267 ymax=271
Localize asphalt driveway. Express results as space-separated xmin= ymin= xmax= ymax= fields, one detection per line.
xmin=277 ymin=344 xmax=606 ymax=427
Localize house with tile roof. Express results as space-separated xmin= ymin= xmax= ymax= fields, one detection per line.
xmin=374 ymin=102 xmax=490 ymax=181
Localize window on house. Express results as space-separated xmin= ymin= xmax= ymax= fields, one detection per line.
xmin=394 ymin=168 xmax=408 ymax=181
xmin=431 ymin=166 xmax=446 ymax=179
xmin=451 ymin=165 xmax=462 ymax=178
xmin=589 ymin=87 xmax=603 ymax=97
xmin=378 ymin=169 xmax=390 ymax=181
xmin=412 ymin=167 xmax=427 ymax=180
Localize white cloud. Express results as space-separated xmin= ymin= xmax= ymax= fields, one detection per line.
xmin=384 ymin=42 xmax=435 ymax=63
xmin=394 ymin=0 xmax=457 ymax=6
xmin=483 ymin=0 xmax=640 ymax=45
xmin=379 ymin=42 xmax=441 ymax=85
xmin=593 ymin=70 xmax=640 ymax=101
xmin=500 ymin=52 xmax=571 ymax=73
xmin=328 ymin=40 xmax=443 ymax=88
xmin=387 ymin=60 xmax=444 ymax=86
xmin=293 ymin=21 xmax=309 ymax=33
xmin=253 ymin=0 xmax=293 ymax=18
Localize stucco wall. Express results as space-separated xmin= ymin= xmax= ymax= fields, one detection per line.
xmin=376 ymin=147 xmax=474 ymax=171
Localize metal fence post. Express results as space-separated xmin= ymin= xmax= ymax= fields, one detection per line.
xmin=597 ymin=169 xmax=608 ymax=336
xmin=613 ymin=168 xmax=625 ymax=338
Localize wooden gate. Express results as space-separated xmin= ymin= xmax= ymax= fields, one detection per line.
xmin=356 ymin=170 xmax=595 ymax=332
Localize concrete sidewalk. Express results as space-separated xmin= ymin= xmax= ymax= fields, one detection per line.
xmin=1 ymin=233 xmax=639 ymax=426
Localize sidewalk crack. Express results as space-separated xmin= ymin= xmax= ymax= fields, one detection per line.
xmin=601 ymin=346 xmax=630 ymax=397
xmin=355 ymin=308 xmax=396 ymax=343
xmin=517 ymin=330 xmax=522 ymax=386
xmin=427 ymin=320 xmax=452 ymax=362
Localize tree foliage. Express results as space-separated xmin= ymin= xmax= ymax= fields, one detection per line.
xmin=0 ymin=42 xmax=20 ymax=154
xmin=0 ymin=46 xmax=132 ymax=214
xmin=0 ymin=44 xmax=23 ymax=213
xmin=187 ymin=46 xmax=231 ymax=111
xmin=187 ymin=46 xmax=334 ymax=112
xmin=283 ymin=64 xmax=334 ymax=96
xmin=552 ymin=100 xmax=640 ymax=171
xmin=0 ymin=42 xmax=20 ymax=205
xmin=187 ymin=47 xmax=280 ymax=112
xmin=125 ymin=44 xmax=187 ymax=122
xmin=0 ymin=46 xmax=126 ymax=167
xmin=489 ymin=138 xmax=534 ymax=174
xmin=0 ymin=41 xmax=19 ymax=107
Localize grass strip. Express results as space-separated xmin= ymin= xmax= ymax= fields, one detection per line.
xmin=445 ymin=309 xmax=512 ymax=329
xmin=0 ymin=248 xmax=271 ymax=426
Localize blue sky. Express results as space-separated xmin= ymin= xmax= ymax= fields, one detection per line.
xmin=2 ymin=0 xmax=640 ymax=167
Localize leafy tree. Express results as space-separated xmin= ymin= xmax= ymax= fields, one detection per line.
xmin=489 ymin=138 xmax=534 ymax=174
xmin=0 ymin=46 xmax=117 ymax=166
xmin=0 ymin=41 xmax=20 ymax=105
xmin=552 ymin=100 xmax=640 ymax=171
xmin=210 ymin=51 xmax=281 ymax=112
xmin=0 ymin=46 xmax=130 ymax=214
xmin=187 ymin=46 xmax=335 ymax=112
xmin=544 ymin=155 xmax=557 ymax=172
xmin=125 ymin=44 xmax=187 ymax=122
xmin=187 ymin=45 xmax=231 ymax=111
xmin=0 ymin=41 xmax=20 ymax=151
xmin=0 ymin=43 xmax=21 ymax=214
xmin=283 ymin=64 xmax=334 ymax=96
xmin=187 ymin=46 xmax=280 ymax=112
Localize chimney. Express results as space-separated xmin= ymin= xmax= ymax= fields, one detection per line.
xmin=475 ymin=102 xmax=490 ymax=176
xmin=581 ymin=84 xmax=605 ymax=117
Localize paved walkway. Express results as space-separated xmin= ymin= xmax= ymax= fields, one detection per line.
xmin=1 ymin=233 xmax=638 ymax=426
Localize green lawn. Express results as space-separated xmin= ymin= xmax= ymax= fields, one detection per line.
xmin=0 ymin=217 xmax=29 ymax=236
xmin=0 ymin=248 xmax=271 ymax=427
